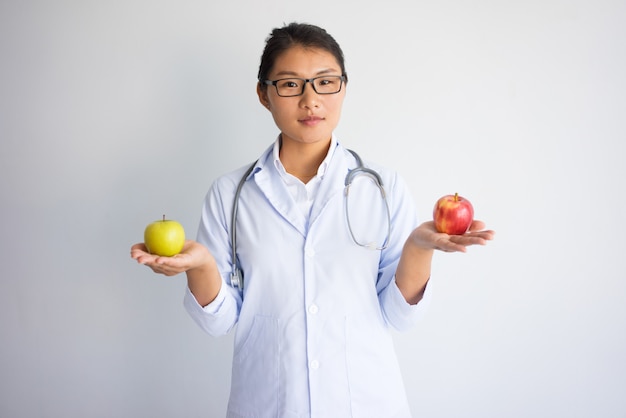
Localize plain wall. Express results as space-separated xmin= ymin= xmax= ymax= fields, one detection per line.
xmin=1 ymin=1 xmax=625 ymax=417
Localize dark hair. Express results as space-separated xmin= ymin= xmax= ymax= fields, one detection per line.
xmin=257 ymin=22 xmax=347 ymax=88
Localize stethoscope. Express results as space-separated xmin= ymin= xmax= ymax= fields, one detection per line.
xmin=229 ymin=149 xmax=391 ymax=291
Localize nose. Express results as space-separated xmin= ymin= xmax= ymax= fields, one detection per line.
xmin=299 ymin=82 xmax=320 ymax=108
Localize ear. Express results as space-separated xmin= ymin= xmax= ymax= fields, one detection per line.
xmin=257 ymin=82 xmax=271 ymax=110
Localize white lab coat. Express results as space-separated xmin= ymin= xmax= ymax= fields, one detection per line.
xmin=185 ymin=139 xmax=431 ymax=417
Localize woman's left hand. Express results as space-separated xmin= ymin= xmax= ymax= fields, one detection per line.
xmin=409 ymin=220 xmax=495 ymax=253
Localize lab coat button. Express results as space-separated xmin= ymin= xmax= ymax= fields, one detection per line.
xmin=310 ymin=360 xmax=319 ymax=370
xmin=308 ymin=304 xmax=319 ymax=315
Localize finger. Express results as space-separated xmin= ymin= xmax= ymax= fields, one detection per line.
xmin=152 ymin=254 xmax=192 ymax=274
xmin=434 ymin=237 xmax=468 ymax=253
xmin=144 ymin=259 xmax=183 ymax=275
xmin=466 ymin=220 xmax=495 ymax=239
xmin=450 ymin=234 xmax=491 ymax=247
xmin=130 ymin=243 xmax=149 ymax=260
xmin=464 ymin=230 xmax=496 ymax=241
xmin=148 ymin=264 xmax=182 ymax=276
xmin=131 ymin=243 xmax=148 ymax=251
xmin=134 ymin=253 xmax=157 ymax=265
xmin=436 ymin=244 xmax=467 ymax=253
xmin=468 ymin=220 xmax=486 ymax=231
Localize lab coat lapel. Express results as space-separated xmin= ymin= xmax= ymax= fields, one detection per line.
xmin=253 ymin=160 xmax=308 ymax=237
xmin=309 ymin=146 xmax=351 ymax=227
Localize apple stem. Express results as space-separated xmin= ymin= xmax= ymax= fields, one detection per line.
xmin=454 ymin=193 xmax=459 ymax=202
xmin=162 ymin=214 xmax=165 ymax=221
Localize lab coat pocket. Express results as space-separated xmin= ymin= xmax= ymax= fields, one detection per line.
xmin=228 ymin=315 xmax=279 ymax=415
xmin=345 ymin=315 xmax=411 ymax=417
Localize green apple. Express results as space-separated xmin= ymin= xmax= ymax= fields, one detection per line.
xmin=144 ymin=216 xmax=185 ymax=257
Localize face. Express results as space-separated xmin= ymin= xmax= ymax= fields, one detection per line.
xmin=257 ymin=45 xmax=346 ymax=148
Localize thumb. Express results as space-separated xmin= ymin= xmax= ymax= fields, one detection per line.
xmin=468 ymin=219 xmax=487 ymax=232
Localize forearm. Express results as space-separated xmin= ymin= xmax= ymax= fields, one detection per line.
xmin=395 ymin=239 xmax=433 ymax=305
xmin=186 ymin=256 xmax=223 ymax=307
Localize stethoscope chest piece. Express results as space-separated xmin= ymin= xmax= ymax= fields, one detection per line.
xmin=230 ymin=268 xmax=243 ymax=291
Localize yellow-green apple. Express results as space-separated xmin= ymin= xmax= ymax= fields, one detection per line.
xmin=144 ymin=216 xmax=185 ymax=256
xmin=433 ymin=193 xmax=474 ymax=235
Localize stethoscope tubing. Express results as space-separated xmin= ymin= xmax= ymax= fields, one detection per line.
xmin=229 ymin=149 xmax=390 ymax=291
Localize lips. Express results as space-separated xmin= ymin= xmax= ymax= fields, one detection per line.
xmin=299 ymin=115 xmax=324 ymax=126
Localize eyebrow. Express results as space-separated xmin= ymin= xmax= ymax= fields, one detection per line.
xmin=273 ymin=68 xmax=340 ymax=78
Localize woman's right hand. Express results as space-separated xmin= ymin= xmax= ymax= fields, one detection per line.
xmin=130 ymin=240 xmax=213 ymax=277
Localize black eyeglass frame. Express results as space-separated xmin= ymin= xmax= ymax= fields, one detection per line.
xmin=262 ymin=75 xmax=346 ymax=97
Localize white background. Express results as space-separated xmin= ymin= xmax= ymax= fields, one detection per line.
xmin=1 ymin=1 xmax=625 ymax=417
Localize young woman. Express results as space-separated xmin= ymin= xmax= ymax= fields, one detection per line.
xmin=132 ymin=22 xmax=494 ymax=417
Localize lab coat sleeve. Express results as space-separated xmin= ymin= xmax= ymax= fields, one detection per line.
xmin=183 ymin=281 xmax=239 ymax=336
xmin=380 ymin=277 xmax=432 ymax=331
xmin=183 ymin=174 xmax=244 ymax=337
xmin=376 ymin=169 xmax=431 ymax=331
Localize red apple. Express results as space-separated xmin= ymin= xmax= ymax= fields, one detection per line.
xmin=433 ymin=193 xmax=474 ymax=235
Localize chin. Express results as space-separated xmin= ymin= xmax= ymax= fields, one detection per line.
xmin=282 ymin=131 xmax=333 ymax=146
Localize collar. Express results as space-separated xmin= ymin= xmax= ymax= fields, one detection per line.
xmin=272 ymin=135 xmax=338 ymax=180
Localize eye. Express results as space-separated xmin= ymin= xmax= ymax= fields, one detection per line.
xmin=314 ymin=76 xmax=343 ymax=93
xmin=278 ymin=79 xmax=301 ymax=89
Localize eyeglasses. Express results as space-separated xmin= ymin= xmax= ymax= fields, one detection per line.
xmin=263 ymin=75 xmax=346 ymax=97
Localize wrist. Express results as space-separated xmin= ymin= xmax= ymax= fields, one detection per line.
xmin=404 ymin=237 xmax=435 ymax=258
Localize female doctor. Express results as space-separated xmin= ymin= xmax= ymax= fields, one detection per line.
xmin=131 ymin=22 xmax=494 ymax=418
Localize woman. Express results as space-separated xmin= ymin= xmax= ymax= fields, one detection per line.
xmin=132 ymin=22 xmax=494 ymax=417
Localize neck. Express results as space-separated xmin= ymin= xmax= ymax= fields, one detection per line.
xmin=279 ymin=136 xmax=331 ymax=183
